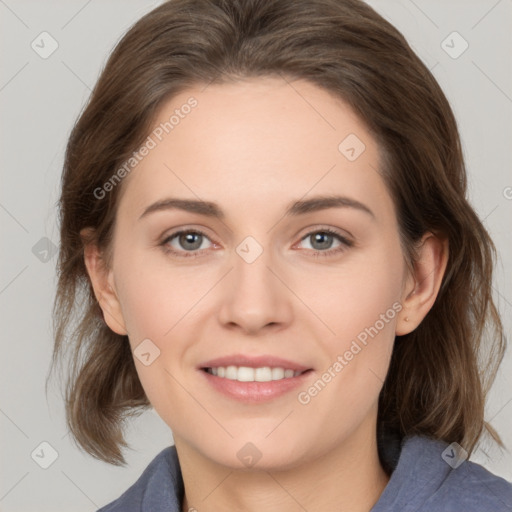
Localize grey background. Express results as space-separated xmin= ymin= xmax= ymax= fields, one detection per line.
xmin=1 ymin=1 xmax=511 ymax=510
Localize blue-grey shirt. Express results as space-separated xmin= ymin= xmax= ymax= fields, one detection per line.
xmin=97 ymin=435 xmax=512 ymax=511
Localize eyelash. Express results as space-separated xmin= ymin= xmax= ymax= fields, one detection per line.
xmin=160 ymin=227 xmax=353 ymax=259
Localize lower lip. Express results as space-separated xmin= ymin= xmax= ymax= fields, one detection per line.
xmin=200 ymin=369 xmax=314 ymax=403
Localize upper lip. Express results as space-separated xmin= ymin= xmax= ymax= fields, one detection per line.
xmin=199 ymin=354 xmax=312 ymax=372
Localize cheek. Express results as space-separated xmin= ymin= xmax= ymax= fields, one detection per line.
xmin=114 ymin=248 xmax=213 ymax=341
xmin=306 ymin=241 xmax=404 ymax=393
xmin=112 ymin=252 xmax=193 ymax=415
xmin=335 ymin=270 xmax=401 ymax=344
xmin=304 ymin=242 xmax=403 ymax=342
xmin=112 ymin=249 xmax=217 ymax=406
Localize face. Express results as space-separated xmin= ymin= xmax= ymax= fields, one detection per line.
xmin=98 ymin=77 xmax=413 ymax=470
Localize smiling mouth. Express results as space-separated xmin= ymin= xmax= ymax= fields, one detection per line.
xmin=202 ymin=366 xmax=312 ymax=382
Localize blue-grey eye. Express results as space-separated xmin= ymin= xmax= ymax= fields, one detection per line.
xmin=164 ymin=230 xmax=212 ymax=253
xmin=300 ymin=231 xmax=343 ymax=251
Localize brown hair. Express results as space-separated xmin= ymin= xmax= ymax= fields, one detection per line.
xmin=48 ymin=0 xmax=506 ymax=466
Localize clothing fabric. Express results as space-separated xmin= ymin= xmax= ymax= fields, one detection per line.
xmin=97 ymin=435 xmax=512 ymax=511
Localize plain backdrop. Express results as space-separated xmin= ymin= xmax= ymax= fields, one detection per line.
xmin=1 ymin=1 xmax=511 ymax=511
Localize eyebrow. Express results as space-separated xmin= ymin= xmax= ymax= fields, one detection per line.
xmin=139 ymin=194 xmax=375 ymax=221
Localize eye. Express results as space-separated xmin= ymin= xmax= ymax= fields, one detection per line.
xmin=161 ymin=229 xmax=214 ymax=258
xmin=296 ymin=228 xmax=353 ymax=257
xmin=160 ymin=227 xmax=353 ymax=259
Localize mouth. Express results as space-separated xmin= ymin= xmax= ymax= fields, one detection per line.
xmin=202 ymin=365 xmax=310 ymax=382
xmin=198 ymin=355 xmax=314 ymax=403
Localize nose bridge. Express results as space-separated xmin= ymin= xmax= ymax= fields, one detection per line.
xmin=234 ymin=237 xmax=273 ymax=293
xmin=217 ymin=235 xmax=292 ymax=331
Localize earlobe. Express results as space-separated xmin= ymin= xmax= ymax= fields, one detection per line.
xmin=81 ymin=230 xmax=128 ymax=336
xmin=396 ymin=232 xmax=449 ymax=336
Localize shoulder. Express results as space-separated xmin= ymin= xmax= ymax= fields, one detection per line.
xmin=373 ymin=435 xmax=512 ymax=512
xmin=438 ymin=451 xmax=512 ymax=511
xmin=97 ymin=445 xmax=183 ymax=512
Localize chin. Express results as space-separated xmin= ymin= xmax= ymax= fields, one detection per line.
xmin=197 ymin=436 xmax=311 ymax=472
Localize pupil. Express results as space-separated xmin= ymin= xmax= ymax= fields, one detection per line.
xmin=312 ymin=232 xmax=332 ymax=250
xmin=181 ymin=233 xmax=202 ymax=250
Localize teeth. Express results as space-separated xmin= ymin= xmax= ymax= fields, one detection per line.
xmin=206 ymin=365 xmax=303 ymax=382
xmin=272 ymin=367 xmax=284 ymax=380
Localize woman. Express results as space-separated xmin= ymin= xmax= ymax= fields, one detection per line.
xmin=49 ymin=0 xmax=512 ymax=510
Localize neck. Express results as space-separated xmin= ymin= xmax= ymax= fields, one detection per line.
xmin=175 ymin=419 xmax=390 ymax=512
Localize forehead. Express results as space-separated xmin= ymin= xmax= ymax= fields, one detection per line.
xmin=117 ymin=77 xmax=395 ymax=224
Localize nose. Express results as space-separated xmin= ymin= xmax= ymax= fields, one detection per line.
xmin=216 ymin=244 xmax=294 ymax=335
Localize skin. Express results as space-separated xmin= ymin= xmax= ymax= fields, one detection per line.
xmin=83 ymin=77 xmax=448 ymax=512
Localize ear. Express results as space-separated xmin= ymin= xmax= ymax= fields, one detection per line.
xmin=81 ymin=228 xmax=128 ymax=336
xmin=395 ymin=232 xmax=449 ymax=336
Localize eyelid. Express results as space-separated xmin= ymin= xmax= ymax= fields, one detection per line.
xmin=293 ymin=226 xmax=353 ymax=256
xmin=160 ymin=227 xmax=217 ymax=258
xmin=295 ymin=224 xmax=353 ymax=243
